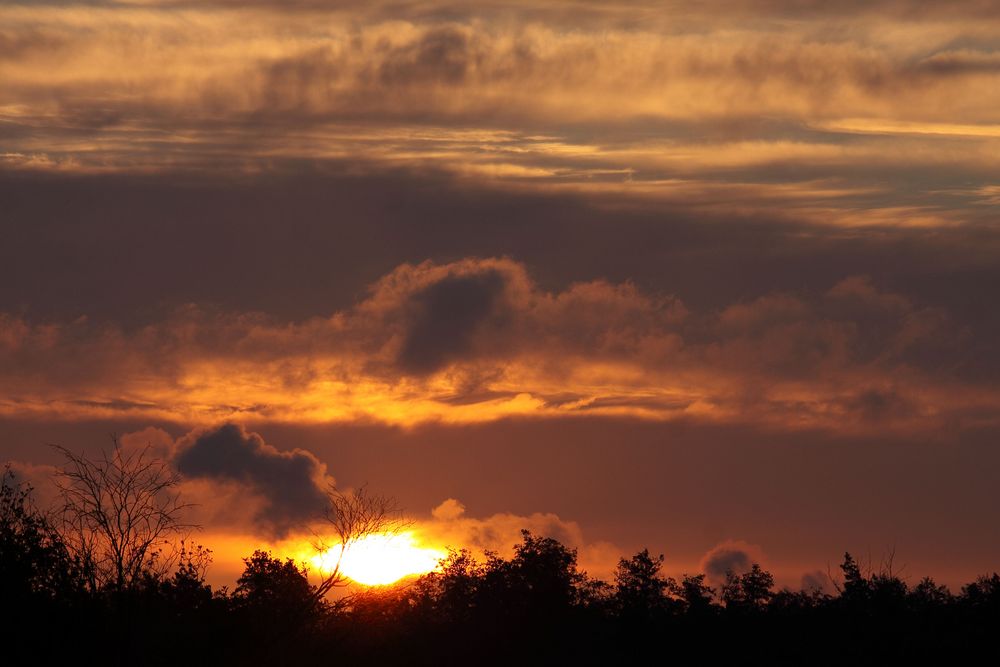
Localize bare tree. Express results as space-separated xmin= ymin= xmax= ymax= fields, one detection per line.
xmin=52 ymin=436 xmax=195 ymax=593
xmin=310 ymin=483 xmax=407 ymax=602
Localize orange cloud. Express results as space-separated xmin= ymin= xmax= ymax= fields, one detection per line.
xmin=0 ymin=258 xmax=994 ymax=432
xmin=1 ymin=3 xmax=998 ymax=230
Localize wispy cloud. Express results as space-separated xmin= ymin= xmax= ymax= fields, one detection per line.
xmin=1 ymin=3 xmax=998 ymax=226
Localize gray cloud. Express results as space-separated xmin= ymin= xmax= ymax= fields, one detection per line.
xmin=174 ymin=423 xmax=331 ymax=537
xmin=801 ymin=570 xmax=833 ymax=593
xmin=2 ymin=4 xmax=998 ymax=243
xmin=915 ymin=50 xmax=1000 ymax=76
xmin=378 ymin=27 xmax=479 ymax=86
xmin=700 ymin=540 xmax=763 ymax=586
xmin=41 ymin=1 xmax=1000 ymax=21
xmin=396 ymin=268 xmax=510 ymax=375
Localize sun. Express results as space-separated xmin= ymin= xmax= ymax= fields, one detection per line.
xmin=311 ymin=531 xmax=446 ymax=586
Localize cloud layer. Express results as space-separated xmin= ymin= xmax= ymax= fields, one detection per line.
xmin=1 ymin=2 xmax=999 ymax=229
xmin=0 ymin=257 xmax=994 ymax=431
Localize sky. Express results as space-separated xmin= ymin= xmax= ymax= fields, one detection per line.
xmin=2 ymin=0 xmax=999 ymax=590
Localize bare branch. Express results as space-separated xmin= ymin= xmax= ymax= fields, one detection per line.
xmin=51 ymin=436 xmax=197 ymax=593
xmin=310 ymin=483 xmax=409 ymax=602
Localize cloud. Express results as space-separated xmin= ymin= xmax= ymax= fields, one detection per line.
xmin=356 ymin=257 xmax=685 ymax=378
xmin=800 ymin=570 xmax=833 ymax=594
xmin=2 ymin=6 xmax=1000 ymax=159
xmin=2 ymin=1 xmax=999 ymax=245
xmin=394 ymin=266 xmax=512 ymax=375
xmin=173 ymin=423 xmax=332 ymax=537
xmin=377 ymin=26 xmax=479 ymax=86
xmin=700 ymin=540 xmax=765 ymax=586
xmin=119 ymin=426 xmax=176 ymax=460
xmin=0 ymin=255 xmax=995 ymax=430
xmin=2 ymin=460 xmax=61 ymax=512
xmin=420 ymin=497 xmax=620 ymax=578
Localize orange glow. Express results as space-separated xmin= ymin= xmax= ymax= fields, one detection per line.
xmin=311 ymin=532 xmax=446 ymax=586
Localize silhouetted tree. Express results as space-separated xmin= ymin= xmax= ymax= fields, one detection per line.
xmin=423 ymin=547 xmax=484 ymax=623
xmin=1 ymin=466 xmax=91 ymax=663
xmin=0 ymin=465 xmax=80 ymax=603
xmin=837 ymin=551 xmax=870 ymax=605
xmin=961 ymin=573 xmax=1000 ymax=612
xmin=614 ymin=549 xmax=677 ymax=620
xmin=869 ymin=550 xmax=908 ymax=612
xmin=52 ymin=438 xmax=193 ymax=593
xmin=721 ymin=563 xmax=774 ymax=612
xmin=909 ymin=577 xmax=951 ymax=606
xmin=674 ymin=573 xmax=717 ymax=616
xmin=158 ymin=541 xmax=214 ymax=612
xmin=230 ymin=550 xmax=325 ymax=663
xmin=481 ymin=529 xmax=588 ymax=617
xmin=768 ymin=587 xmax=828 ymax=615
xmin=234 ymin=550 xmax=318 ymax=617
xmin=10 ymin=449 xmax=1000 ymax=666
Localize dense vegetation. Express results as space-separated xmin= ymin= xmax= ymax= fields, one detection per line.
xmin=3 ymin=468 xmax=999 ymax=666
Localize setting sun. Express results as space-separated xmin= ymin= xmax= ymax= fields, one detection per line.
xmin=312 ymin=532 xmax=446 ymax=586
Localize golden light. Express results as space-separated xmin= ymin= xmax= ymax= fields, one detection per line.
xmin=311 ymin=531 xmax=446 ymax=586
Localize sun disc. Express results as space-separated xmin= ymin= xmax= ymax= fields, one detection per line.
xmin=312 ymin=532 xmax=445 ymax=586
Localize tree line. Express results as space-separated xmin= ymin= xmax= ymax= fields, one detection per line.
xmin=3 ymin=450 xmax=1000 ymax=666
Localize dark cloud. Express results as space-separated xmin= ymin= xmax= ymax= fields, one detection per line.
xmin=173 ymin=423 xmax=331 ymax=537
xmin=838 ymin=389 xmax=916 ymax=423
xmin=0 ymin=27 xmax=67 ymax=60
xmin=801 ymin=570 xmax=832 ymax=593
xmin=396 ymin=268 xmax=510 ymax=375
xmin=915 ymin=51 xmax=1000 ymax=76
xmin=68 ymin=399 xmax=161 ymax=413
xmin=339 ymin=256 xmax=691 ymax=390
xmin=2 ymin=167 xmax=998 ymax=329
xmin=700 ymin=541 xmax=760 ymax=585
xmin=378 ymin=27 xmax=477 ymax=85
xmin=43 ymin=1 xmax=1000 ymax=21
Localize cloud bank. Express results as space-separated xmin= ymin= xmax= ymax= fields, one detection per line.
xmin=1 ymin=2 xmax=998 ymax=229
xmin=0 ymin=257 xmax=993 ymax=431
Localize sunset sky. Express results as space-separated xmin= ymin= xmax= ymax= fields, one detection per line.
xmin=2 ymin=0 xmax=999 ymax=590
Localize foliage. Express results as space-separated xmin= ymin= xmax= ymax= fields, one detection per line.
xmin=159 ymin=541 xmax=214 ymax=611
xmin=613 ymin=548 xmax=678 ymax=620
xmin=487 ymin=529 xmax=588 ymax=614
xmin=234 ymin=549 xmax=319 ymax=617
xmin=0 ymin=465 xmax=80 ymax=601
xmin=674 ymin=573 xmax=717 ymax=615
xmin=721 ymin=563 xmax=774 ymax=611
xmin=961 ymin=573 xmax=1000 ymax=611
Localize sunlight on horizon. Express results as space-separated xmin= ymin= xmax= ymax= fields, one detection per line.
xmin=311 ymin=531 xmax=447 ymax=587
